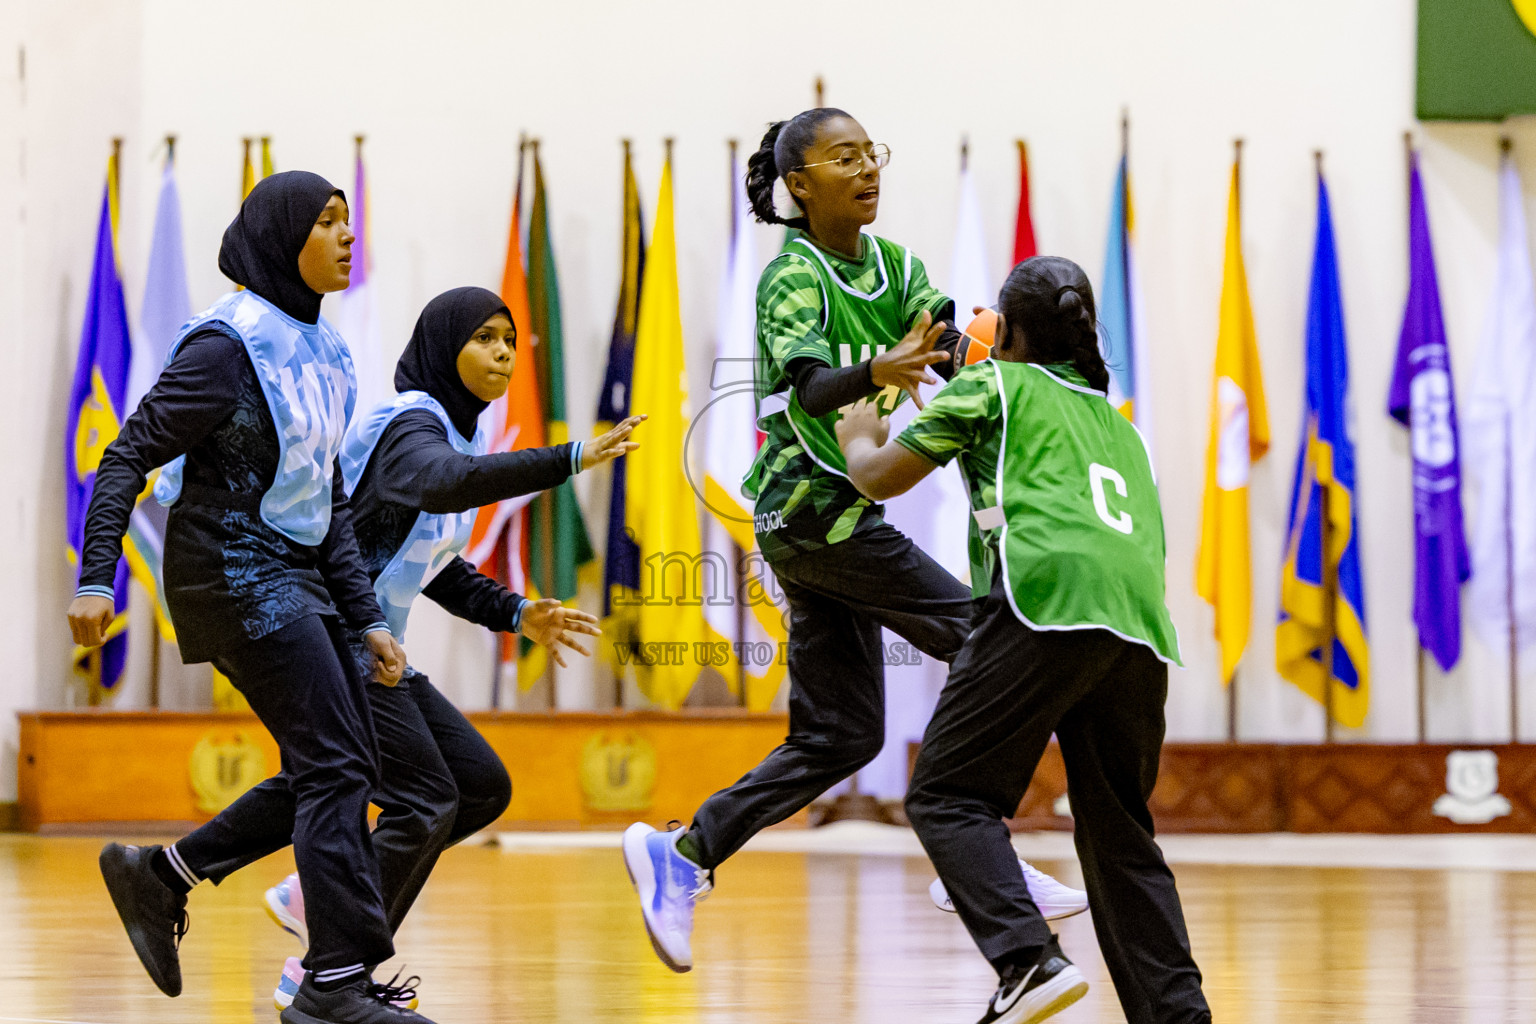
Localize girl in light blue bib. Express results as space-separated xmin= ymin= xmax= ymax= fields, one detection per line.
xmin=252 ymin=286 xmax=645 ymax=1009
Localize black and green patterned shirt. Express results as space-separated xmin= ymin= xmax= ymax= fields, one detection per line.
xmin=744 ymin=233 xmax=950 ymax=563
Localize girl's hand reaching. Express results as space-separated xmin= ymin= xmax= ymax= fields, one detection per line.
xmin=870 ymin=310 xmax=948 ymax=411
xmin=835 ymin=398 xmax=891 ymax=449
xmin=582 ymin=415 xmax=646 ymax=470
xmin=520 ymin=599 xmax=602 ymax=668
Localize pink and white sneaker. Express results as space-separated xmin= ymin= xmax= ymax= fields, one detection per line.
xmin=273 ymin=956 xmax=307 ymax=1010
xmin=273 ymin=957 xmax=421 ymax=1012
xmin=264 ymin=873 xmax=308 ymax=948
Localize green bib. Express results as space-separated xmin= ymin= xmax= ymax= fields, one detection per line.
xmin=765 ymin=235 xmax=913 ymax=477
xmin=989 ymin=360 xmax=1181 ymax=664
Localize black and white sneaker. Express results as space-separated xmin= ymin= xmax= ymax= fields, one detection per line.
xmin=279 ymin=971 xmax=434 ymax=1023
xmin=975 ymin=936 xmax=1088 ymax=1024
xmin=99 ymin=843 xmax=189 ymax=997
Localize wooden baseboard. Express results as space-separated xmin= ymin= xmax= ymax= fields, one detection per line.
xmin=17 ymin=709 xmax=790 ymax=831
xmin=963 ymin=742 xmax=1536 ymax=834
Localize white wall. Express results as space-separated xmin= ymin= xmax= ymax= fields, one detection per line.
xmin=5 ymin=0 xmax=1536 ymax=801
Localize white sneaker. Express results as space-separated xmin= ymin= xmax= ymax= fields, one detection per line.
xmin=930 ymin=860 xmax=1088 ymax=921
xmin=622 ymin=823 xmax=712 ymax=973
xmin=265 ymin=872 xmax=309 ymax=948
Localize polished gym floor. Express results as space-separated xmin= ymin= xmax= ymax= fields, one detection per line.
xmin=3 ymin=827 xmax=1534 ymax=1023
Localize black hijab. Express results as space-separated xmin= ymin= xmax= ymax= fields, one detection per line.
xmin=395 ymin=286 xmax=514 ymax=440
xmin=218 ymin=170 xmax=344 ymax=324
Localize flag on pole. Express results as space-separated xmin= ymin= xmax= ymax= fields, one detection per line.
xmin=1013 ymin=139 xmax=1038 ymax=263
xmin=597 ymin=144 xmax=646 ymax=673
xmin=1276 ymin=169 xmax=1371 ymax=729
xmin=1387 ymin=147 xmax=1469 ymax=672
xmin=929 ymin=143 xmax=992 ymax=578
xmin=466 ymin=150 xmax=547 ymax=692
xmin=526 ymin=148 xmax=595 ymax=618
xmin=1465 ymin=147 xmax=1536 ymax=656
xmin=627 ymin=151 xmax=711 ymax=709
xmin=701 ymin=145 xmax=786 ymax=710
xmin=332 ymin=137 xmax=388 ymax=411
xmin=260 ymin=136 xmax=274 ymax=178
xmin=126 ymin=141 xmax=191 ymax=641
xmin=1099 ymin=132 xmax=1151 ymax=443
xmin=1196 ymin=155 xmax=1270 ymax=684
xmin=66 ymin=146 xmax=136 ymax=693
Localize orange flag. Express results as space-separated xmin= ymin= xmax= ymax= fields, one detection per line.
xmin=466 ymin=160 xmax=544 ymax=583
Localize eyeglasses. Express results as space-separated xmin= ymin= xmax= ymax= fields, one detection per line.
xmin=798 ymin=144 xmax=891 ymax=176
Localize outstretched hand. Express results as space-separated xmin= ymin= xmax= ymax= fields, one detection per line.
xmin=870 ymin=310 xmax=948 ymax=411
xmin=520 ymin=599 xmax=602 ymax=668
xmin=582 ymin=415 xmax=646 ymax=470
xmin=835 ymin=398 xmax=890 ymax=449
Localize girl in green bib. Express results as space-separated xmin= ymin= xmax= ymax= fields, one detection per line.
xmin=838 ymin=256 xmax=1210 ymax=1024
xmin=622 ymin=109 xmax=1083 ymax=973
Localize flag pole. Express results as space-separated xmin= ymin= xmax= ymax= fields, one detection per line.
xmin=1315 ymin=148 xmax=1338 ymax=744
xmin=814 ymin=76 xmax=825 ymax=108
xmin=1404 ymin=130 xmax=1430 ymax=743
xmin=1227 ymin=136 xmax=1244 ymax=744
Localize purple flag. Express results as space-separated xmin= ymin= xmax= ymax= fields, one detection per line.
xmin=1387 ymin=151 xmax=1470 ymax=671
xmin=66 ymin=157 xmax=134 ymax=688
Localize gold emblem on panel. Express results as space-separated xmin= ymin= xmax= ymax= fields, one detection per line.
xmin=579 ymin=731 xmax=656 ymax=813
xmin=189 ymin=729 xmax=267 ymax=814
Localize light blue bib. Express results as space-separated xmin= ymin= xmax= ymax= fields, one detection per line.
xmin=340 ymin=391 xmax=485 ymax=641
xmin=154 ymin=291 xmax=357 ymax=546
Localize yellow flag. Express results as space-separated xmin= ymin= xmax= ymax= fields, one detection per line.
xmin=1196 ymin=160 xmax=1270 ymax=684
xmin=626 ymin=155 xmax=711 ymax=709
xmin=260 ymin=135 xmax=274 ymax=178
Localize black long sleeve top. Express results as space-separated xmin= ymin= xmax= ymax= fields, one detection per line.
xmin=787 ymin=310 xmax=967 ymax=418
xmin=349 ymin=408 xmax=576 ymax=633
xmin=77 ymin=326 xmax=387 ymax=662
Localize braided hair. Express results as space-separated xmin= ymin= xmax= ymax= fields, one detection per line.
xmin=998 ymin=256 xmax=1111 ymax=393
xmin=744 ymin=107 xmax=853 ymax=229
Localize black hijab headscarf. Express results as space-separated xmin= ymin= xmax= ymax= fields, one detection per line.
xmin=218 ymin=170 xmax=344 ymax=324
xmin=395 ymin=286 xmax=514 ymax=440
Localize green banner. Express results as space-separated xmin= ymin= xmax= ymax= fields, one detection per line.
xmin=1419 ymin=0 xmax=1536 ymax=121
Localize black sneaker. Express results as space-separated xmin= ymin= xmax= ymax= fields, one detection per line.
xmin=99 ymin=843 xmax=189 ymax=997
xmin=975 ymin=935 xmax=1088 ymax=1024
xmin=279 ymin=972 xmax=434 ymax=1024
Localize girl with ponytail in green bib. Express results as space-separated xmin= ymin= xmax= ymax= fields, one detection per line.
xmin=622 ymin=110 xmax=1084 ymax=974
xmin=839 ymin=257 xmax=1210 ymax=1024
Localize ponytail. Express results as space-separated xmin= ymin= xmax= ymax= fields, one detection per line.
xmin=1057 ymin=289 xmax=1110 ymax=394
xmin=998 ymin=256 xmax=1110 ymax=393
xmin=742 ymin=107 xmax=853 ymax=229
xmin=745 ymin=121 xmax=802 ymax=228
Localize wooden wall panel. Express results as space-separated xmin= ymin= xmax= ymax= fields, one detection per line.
xmin=16 ymin=711 xmax=791 ymax=831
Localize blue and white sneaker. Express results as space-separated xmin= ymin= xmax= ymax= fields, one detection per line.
xmin=265 ymin=872 xmax=309 ymax=949
xmin=622 ymin=822 xmax=712 ymax=973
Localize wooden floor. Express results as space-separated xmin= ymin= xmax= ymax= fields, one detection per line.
xmin=3 ymin=832 xmax=1535 ymax=1023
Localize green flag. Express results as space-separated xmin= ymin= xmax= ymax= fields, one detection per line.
xmin=527 ymin=147 xmax=594 ymax=603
